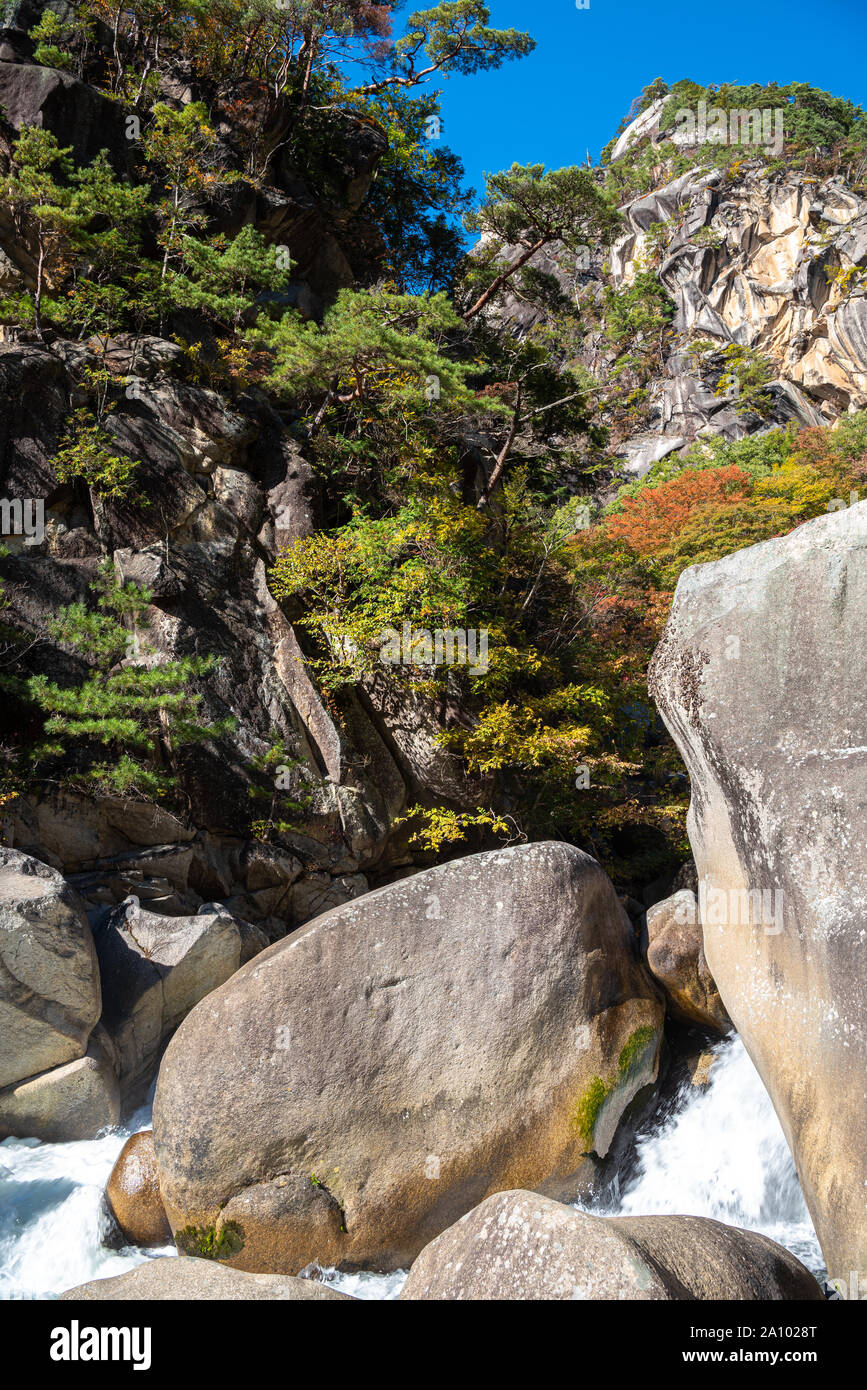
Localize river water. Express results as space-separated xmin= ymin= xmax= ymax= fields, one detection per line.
xmin=0 ymin=1036 xmax=822 ymax=1300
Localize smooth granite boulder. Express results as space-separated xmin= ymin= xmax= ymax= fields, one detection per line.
xmin=153 ymin=843 xmax=663 ymax=1273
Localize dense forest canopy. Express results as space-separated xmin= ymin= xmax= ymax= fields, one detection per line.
xmin=1 ymin=2 xmax=866 ymax=891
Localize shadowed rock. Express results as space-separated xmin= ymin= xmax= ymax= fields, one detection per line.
xmin=93 ymin=897 xmax=241 ymax=1103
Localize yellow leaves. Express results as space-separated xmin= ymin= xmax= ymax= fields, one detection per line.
xmin=397 ymin=805 xmax=517 ymax=854
xmin=442 ymin=695 xmax=599 ymax=778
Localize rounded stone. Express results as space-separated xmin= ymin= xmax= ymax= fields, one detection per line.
xmin=105 ymin=1131 xmax=172 ymax=1248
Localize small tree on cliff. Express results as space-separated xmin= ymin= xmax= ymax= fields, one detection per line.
xmin=170 ymin=224 xmax=292 ymax=340
xmin=0 ymin=129 xmax=79 ymax=340
xmin=18 ymin=563 xmax=235 ymax=800
xmin=260 ymin=283 xmax=496 ymax=434
xmin=460 ymin=163 xmax=621 ymax=321
xmin=141 ymin=102 xmax=229 ymax=281
xmin=0 ymin=129 xmax=151 ymax=341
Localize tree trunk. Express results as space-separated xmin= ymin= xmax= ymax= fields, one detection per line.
xmin=463 ymin=238 xmax=549 ymax=320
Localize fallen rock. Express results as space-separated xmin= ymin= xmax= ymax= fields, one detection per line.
xmin=0 ymin=848 xmax=101 ymax=1090
xmin=153 ymin=843 xmax=663 ymax=1273
xmin=645 ymin=889 xmax=730 ymax=1032
xmin=399 ymin=1190 xmax=823 ymax=1300
xmin=649 ymin=501 xmax=867 ymax=1280
xmin=208 ymin=1175 xmax=346 ymax=1275
xmin=105 ymin=1132 xmax=172 ymax=1248
xmin=60 ymin=1257 xmax=353 ymax=1300
xmin=689 ymin=1049 xmax=717 ymax=1087
xmin=93 ymin=897 xmax=241 ymax=1102
xmin=0 ymin=1037 xmax=119 ymax=1142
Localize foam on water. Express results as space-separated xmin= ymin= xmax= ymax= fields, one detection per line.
xmin=0 ymin=1035 xmax=822 ymax=1300
xmin=588 ymin=1035 xmax=824 ymax=1278
xmin=0 ymin=1103 xmax=173 ymax=1301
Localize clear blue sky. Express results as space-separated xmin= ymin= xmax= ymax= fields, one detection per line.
xmin=409 ymin=0 xmax=867 ymax=200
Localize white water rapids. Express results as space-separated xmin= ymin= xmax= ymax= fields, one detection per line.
xmin=0 ymin=1036 xmax=823 ymax=1300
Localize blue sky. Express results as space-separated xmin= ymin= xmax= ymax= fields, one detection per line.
xmin=405 ymin=0 xmax=867 ymax=200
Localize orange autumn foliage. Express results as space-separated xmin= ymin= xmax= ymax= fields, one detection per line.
xmin=604 ymin=466 xmax=752 ymax=554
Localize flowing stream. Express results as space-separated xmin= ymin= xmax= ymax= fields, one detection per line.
xmin=588 ymin=1036 xmax=824 ymax=1277
xmin=0 ymin=1036 xmax=822 ymax=1300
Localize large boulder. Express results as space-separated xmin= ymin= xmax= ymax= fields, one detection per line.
xmin=648 ymin=502 xmax=867 ymax=1281
xmin=0 ymin=60 xmax=133 ymax=170
xmin=153 ymin=843 xmax=663 ymax=1273
xmin=644 ymin=889 xmax=730 ymax=1032
xmin=0 ymin=1035 xmax=119 ymax=1141
xmin=105 ymin=1131 xmax=173 ymax=1248
xmin=399 ymin=1190 xmax=823 ymax=1300
xmin=93 ymin=897 xmax=242 ymax=1102
xmin=61 ymin=1257 xmax=352 ymax=1301
xmin=0 ymin=847 xmax=101 ymax=1089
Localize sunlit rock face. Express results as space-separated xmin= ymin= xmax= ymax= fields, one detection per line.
xmin=607 ymin=169 xmax=867 ymax=469
xmin=479 ymin=161 xmax=867 ymax=479
xmin=153 ymin=843 xmax=663 ymax=1273
xmin=649 ymin=501 xmax=867 ymax=1280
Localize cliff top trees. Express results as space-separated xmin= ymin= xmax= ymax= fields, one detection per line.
xmin=73 ymin=1 xmax=531 ymax=106
xmin=361 ymin=1 xmax=535 ymax=92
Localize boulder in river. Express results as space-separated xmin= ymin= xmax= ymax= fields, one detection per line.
xmin=649 ymin=501 xmax=867 ymax=1280
xmin=644 ymin=889 xmax=731 ymax=1032
xmin=399 ymin=1190 xmax=824 ymax=1300
xmin=61 ymin=1257 xmax=353 ymax=1300
xmin=0 ymin=847 xmax=101 ymax=1090
xmin=153 ymin=842 xmax=664 ymax=1273
xmin=0 ymin=1035 xmax=119 ymax=1143
xmin=105 ymin=1131 xmax=173 ymax=1248
xmin=94 ymin=897 xmax=242 ymax=1103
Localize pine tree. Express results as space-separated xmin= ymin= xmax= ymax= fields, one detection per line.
xmin=170 ymin=224 xmax=291 ymax=339
xmin=21 ymin=563 xmax=235 ymax=800
xmin=461 ymin=163 xmax=621 ymax=320
xmin=0 ymin=129 xmax=153 ymax=340
xmin=0 ymin=128 xmax=78 ymax=340
xmin=260 ymin=284 xmax=494 ymax=433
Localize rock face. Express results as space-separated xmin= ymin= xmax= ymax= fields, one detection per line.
xmin=399 ymin=1190 xmax=823 ymax=1300
xmin=60 ymin=1257 xmax=353 ymax=1301
xmin=610 ymin=170 xmax=867 ymax=431
xmin=649 ymin=501 xmax=867 ymax=1280
xmin=0 ymin=331 xmax=410 ymax=938
xmin=0 ymin=1038 xmax=119 ymax=1142
xmin=0 ymin=59 xmax=133 ymax=170
xmin=93 ymin=898 xmax=242 ymax=1102
xmin=105 ymin=1132 xmax=172 ymax=1248
xmin=0 ymin=848 xmax=101 ymax=1089
xmin=153 ymin=843 xmax=663 ymax=1273
xmin=645 ymin=889 xmax=730 ymax=1031
xmin=485 ymin=163 xmax=867 ymax=478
